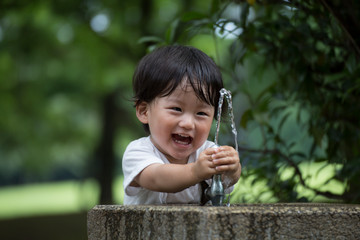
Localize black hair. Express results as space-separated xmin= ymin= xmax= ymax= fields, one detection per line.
xmin=133 ymin=45 xmax=224 ymax=133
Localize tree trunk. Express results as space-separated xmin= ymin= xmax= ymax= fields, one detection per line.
xmin=95 ymin=92 xmax=117 ymax=204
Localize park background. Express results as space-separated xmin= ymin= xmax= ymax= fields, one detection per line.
xmin=0 ymin=0 xmax=359 ymax=239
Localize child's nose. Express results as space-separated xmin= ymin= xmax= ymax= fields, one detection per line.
xmin=179 ymin=114 xmax=195 ymax=129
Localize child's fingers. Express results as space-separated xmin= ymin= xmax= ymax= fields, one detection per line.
xmin=203 ymin=147 xmax=219 ymax=156
xmin=201 ymin=146 xmax=240 ymax=174
xmin=211 ymin=146 xmax=240 ymax=173
xmin=212 ymin=148 xmax=239 ymax=163
xmin=215 ymin=165 xmax=233 ymax=172
xmin=213 ymin=157 xmax=237 ymax=167
xmin=198 ymin=151 xmax=218 ymax=169
xmin=215 ymin=163 xmax=240 ymax=174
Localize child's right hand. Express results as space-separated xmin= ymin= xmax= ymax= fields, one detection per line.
xmin=191 ymin=147 xmax=218 ymax=182
xmin=192 ymin=146 xmax=241 ymax=187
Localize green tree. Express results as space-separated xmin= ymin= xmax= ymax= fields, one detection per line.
xmin=0 ymin=0 xmax=149 ymax=203
xmin=0 ymin=0 xmax=219 ymax=204
xmin=155 ymin=0 xmax=360 ymax=203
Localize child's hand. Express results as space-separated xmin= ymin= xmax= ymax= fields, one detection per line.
xmin=211 ymin=146 xmax=241 ymax=187
xmin=191 ymin=147 xmax=219 ymax=182
xmin=192 ymin=146 xmax=241 ymax=187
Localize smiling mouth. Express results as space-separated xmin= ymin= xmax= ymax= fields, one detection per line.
xmin=172 ymin=134 xmax=193 ymax=145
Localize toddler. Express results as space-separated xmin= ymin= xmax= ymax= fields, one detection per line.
xmin=122 ymin=45 xmax=241 ymax=205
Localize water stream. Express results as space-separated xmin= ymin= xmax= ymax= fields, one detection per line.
xmin=214 ymin=88 xmax=238 ymax=152
xmin=214 ymin=88 xmax=238 ymax=206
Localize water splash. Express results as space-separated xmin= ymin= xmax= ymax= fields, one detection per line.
xmin=214 ymin=88 xmax=239 ymax=206
xmin=214 ymin=89 xmax=238 ymax=152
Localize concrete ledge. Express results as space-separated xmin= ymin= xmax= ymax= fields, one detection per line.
xmin=88 ymin=203 xmax=360 ymax=239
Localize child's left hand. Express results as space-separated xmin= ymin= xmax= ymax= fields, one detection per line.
xmin=211 ymin=146 xmax=241 ymax=187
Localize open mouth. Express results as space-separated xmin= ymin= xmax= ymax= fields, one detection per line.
xmin=172 ymin=134 xmax=193 ymax=145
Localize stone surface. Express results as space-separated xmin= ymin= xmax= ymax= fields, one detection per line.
xmin=88 ymin=203 xmax=360 ymax=240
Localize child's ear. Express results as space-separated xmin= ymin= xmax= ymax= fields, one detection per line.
xmin=136 ymin=101 xmax=149 ymax=124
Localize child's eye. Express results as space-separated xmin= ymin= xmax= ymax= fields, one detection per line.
xmin=171 ymin=107 xmax=182 ymax=112
xmin=197 ymin=112 xmax=208 ymax=116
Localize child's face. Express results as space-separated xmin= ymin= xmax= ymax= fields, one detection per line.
xmin=137 ymin=81 xmax=215 ymax=164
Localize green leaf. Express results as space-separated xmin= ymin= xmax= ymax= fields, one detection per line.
xmin=289 ymin=151 xmax=307 ymax=159
xmin=181 ymin=11 xmax=208 ymax=22
xmin=165 ymin=19 xmax=180 ymax=44
xmin=240 ymin=109 xmax=253 ymax=128
xmin=277 ymin=112 xmax=291 ymax=132
xmin=137 ymin=36 xmax=164 ymax=44
xmin=210 ymin=0 xmax=220 ymax=15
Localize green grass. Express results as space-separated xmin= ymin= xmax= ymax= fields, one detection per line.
xmin=0 ymin=177 xmax=126 ymax=219
xmin=0 ymin=179 xmax=98 ymax=219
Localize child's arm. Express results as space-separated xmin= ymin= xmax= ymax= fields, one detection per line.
xmin=211 ymin=146 xmax=241 ymax=187
xmin=133 ymin=148 xmax=219 ymax=193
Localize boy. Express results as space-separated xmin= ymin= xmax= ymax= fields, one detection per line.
xmin=122 ymin=45 xmax=241 ymax=205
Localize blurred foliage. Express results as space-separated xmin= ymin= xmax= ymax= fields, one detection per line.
xmin=0 ymin=0 xmax=222 ymax=204
xmin=148 ymin=0 xmax=359 ymax=203
xmin=1 ymin=0 xmax=359 ymax=204
xmin=0 ymin=0 xmax=143 ymax=187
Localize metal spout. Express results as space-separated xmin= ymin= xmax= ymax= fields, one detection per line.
xmin=205 ymin=174 xmax=224 ymax=206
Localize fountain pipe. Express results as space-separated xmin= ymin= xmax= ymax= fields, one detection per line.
xmin=205 ymin=174 xmax=224 ymax=206
xmin=205 ymin=144 xmax=224 ymax=206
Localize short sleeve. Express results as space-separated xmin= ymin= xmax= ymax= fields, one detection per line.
xmin=122 ymin=137 xmax=165 ymax=196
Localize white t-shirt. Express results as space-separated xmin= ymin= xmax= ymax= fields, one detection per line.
xmin=122 ymin=136 xmax=233 ymax=205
